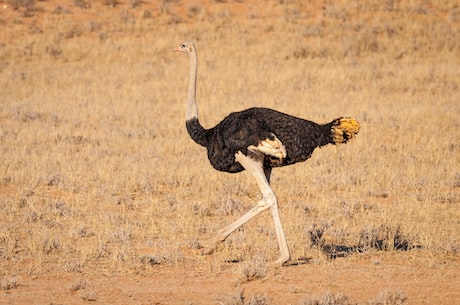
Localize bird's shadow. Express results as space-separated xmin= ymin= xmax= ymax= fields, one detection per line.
xmin=318 ymin=239 xmax=421 ymax=260
xmin=194 ymin=223 xmax=421 ymax=267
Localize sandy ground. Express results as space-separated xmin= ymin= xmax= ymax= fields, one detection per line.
xmin=2 ymin=255 xmax=459 ymax=304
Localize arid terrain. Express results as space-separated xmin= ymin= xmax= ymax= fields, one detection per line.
xmin=0 ymin=0 xmax=459 ymax=304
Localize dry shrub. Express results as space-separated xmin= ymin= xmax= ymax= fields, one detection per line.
xmin=139 ymin=254 xmax=161 ymax=265
xmin=0 ymin=275 xmax=19 ymax=291
xmin=358 ymin=225 xmax=414 ymax=252
xmin=73 ymin=0 xmax=91 ymax=9
xmin=247 ymin=295 xmax=272 ymax=305
xmin=301 ymin=291 xmax=407 ymax=305
xmin=8 ymin=0 xmax=35 ymax=10
xmin=218 ymin=290 xmax=245 ymax=305
xmin=69 ymin=278 xmax=87 ymax=292
xmin=63 ymin=261 xmax=83 ymax=273
xmin=238 ymin=257 xmax=266 ymax=282
xmin=70 ymin=278 xmax=98 ymax=301
xmin=139 ymin=248 xmax=184 ymax=266
xmin=307 ymin=223 xmax=328 ymax=248
xmin=218 ymin=289 xmax=272 ymax=305
xmin=40 ymin=234 xmax=61 ymax=255
xmin=187 ymin=3 xmax=202 ymax=18
xmin=81 ymin=289 xmax=98 ymax=302
xmin=370 ymin=290 xmax=408 ymax=305
xmin=301 ymin=292 xmax=356 ymax=305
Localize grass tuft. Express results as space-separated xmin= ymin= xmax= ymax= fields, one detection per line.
xmin=218 ymin=289 xmax=272 ymax=305
xmin=370 ymin=290 xmax=408 ymax=305
xmin=0 ymin=275 xmax=19 ymax=291
xmin=238 ymin=257 xmax=266 ymax=282
xmin=301 ymin=292 xmax=355 ymax=305
xmin=358 ymin=225 xmax=415 ymax=252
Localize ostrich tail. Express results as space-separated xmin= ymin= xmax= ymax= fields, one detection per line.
xmin=331 ymin=117 xmax=360 ymax=144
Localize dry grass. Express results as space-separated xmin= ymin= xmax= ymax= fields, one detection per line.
xmin=238 ymin=257 xmax=267 ymax=282
xmin=0 ymin=0 xmax=459 ymax=302
xmin=218 ymin=289 xmax=272 ymax=305
xmin=301 ymin=290 xmax=407 ymax=305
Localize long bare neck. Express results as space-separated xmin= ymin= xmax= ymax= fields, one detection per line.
xmin=186 ymin=46 xmax=198 ymax=121
xmin=184 ymin=44 xmax=208 ymax=147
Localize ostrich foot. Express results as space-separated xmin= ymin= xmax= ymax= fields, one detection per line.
xmin=201 ymin=246 xmax=216 ymax=256
xmin=272 ymin=254 xmax=290 ymax=267
xmin=201 ymin=239 xmax=223 ymax=256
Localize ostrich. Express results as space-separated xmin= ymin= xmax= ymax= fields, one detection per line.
xmin=174 ymin=41 xmax=359 ymax=265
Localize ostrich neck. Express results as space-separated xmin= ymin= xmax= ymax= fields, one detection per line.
xmin=186 ymin=51 xmax=198 ymax=121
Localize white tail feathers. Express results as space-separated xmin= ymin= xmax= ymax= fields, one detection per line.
xmin=248 ymin=133 xmax=287 ymax=160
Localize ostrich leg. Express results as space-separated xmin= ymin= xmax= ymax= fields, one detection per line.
xmin=203 ymin=152 xmax=290 ymax=265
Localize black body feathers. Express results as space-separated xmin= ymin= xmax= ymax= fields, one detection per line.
xmin=186 ymin=107 xmax=338 ymax=173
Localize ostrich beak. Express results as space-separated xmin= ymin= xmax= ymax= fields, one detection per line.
xmin=173 ymin=47 xmax=182 ymax=52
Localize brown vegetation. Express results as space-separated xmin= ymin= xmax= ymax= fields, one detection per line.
xmin=0 ymin=0 xmax=459 ymax=304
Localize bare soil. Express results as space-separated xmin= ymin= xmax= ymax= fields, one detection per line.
xmin=3 ymin=254 xmax=459 ymax=304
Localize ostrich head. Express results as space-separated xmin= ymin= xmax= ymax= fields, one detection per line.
xmin=174 ymin=41 xmax=196 ymax=54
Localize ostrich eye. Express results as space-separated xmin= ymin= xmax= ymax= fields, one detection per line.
xmin=181 ymin=43 xmax=186 ymax=48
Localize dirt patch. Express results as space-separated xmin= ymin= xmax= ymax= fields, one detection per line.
xmin=2 ymin=255 xmax=459 ymax=304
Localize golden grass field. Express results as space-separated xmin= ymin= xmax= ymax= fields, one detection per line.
xmin=0 ymin=0 xmax=459 ymax=304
